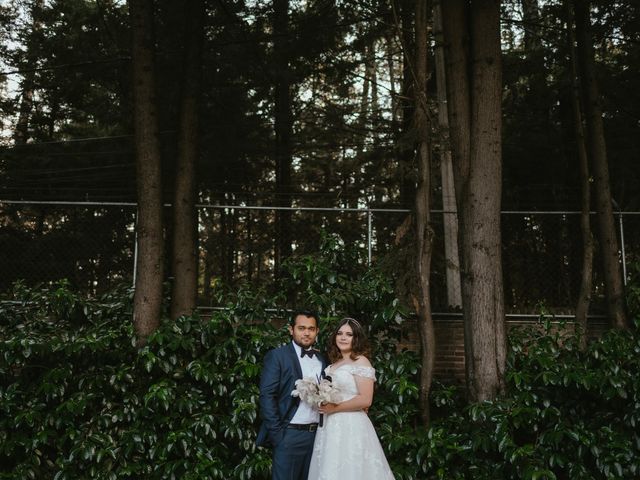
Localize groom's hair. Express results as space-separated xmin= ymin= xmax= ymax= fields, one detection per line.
xmin=289 ymin=309 xmax=319 ymax=326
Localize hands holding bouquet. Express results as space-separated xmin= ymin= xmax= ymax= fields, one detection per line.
xmin=291 ymin=375 xmax=340 ymax=426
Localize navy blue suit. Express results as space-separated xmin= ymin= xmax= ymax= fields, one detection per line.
xmin=257 ymin=343 xmax=327 ymax=480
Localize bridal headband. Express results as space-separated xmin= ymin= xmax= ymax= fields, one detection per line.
xmin=344 ymin=317 xmax=361 ymax=328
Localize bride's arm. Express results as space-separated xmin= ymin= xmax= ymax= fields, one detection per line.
xmin=319 ymin=376 xmax=374 ymax=414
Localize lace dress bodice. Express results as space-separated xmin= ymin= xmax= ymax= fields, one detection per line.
xmin=326 ymin=364 xmax=376 ymax=401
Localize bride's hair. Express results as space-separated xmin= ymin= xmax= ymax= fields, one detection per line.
xmin=327 ymin=317 xmax=371 ymax=363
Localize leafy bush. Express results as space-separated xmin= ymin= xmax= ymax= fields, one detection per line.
xmin=2 ymin=242 xmax=640 ymax=479
xmin=398 ymin=318 xmax=640 ymax=480
xmin=0 ymin=238 xmax=412 ymax=479
xmin=0 ymin=280 xmax=285 ymax=479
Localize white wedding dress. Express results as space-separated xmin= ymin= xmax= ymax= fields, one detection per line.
xmin=307 ymin=364 xmax=395 ymax=480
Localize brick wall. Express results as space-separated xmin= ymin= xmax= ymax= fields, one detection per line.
xmin=398 ymin=315 xmax=610 ymax=385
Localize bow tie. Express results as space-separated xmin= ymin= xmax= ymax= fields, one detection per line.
xmin=301 ymin=349 xmax=317 ymax=359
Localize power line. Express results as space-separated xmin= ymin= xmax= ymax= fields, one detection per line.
xmin=0 ymin=57 xmax=131 ymax=77
xmin=0 ymin=134 xmax=135 ymax=147
xmin=4 ymin=163 xmax=134 ymax=176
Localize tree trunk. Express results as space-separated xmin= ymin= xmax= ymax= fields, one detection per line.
xmin=247 ymin=210 xmax=253 ymax=282
xmin=273 ymin=0 xmax=293 ymax=277
xmin=170 ymin=0 xmax=204 ymax=320
xmin=574 ymin=0 xmax=627 ymax=329
xmin=385 ymin=31 xmax=398 ymax=125
xmin=443 ymin=0 xmax=506 ymax=402
xmin=13 ymin=0 xmax=44 ymax=145
xmin=229 ymin=206 xmax=238 ymax=282
xmin=468 ymin=0 xmax=506 ymax=401
xmin=433 ymin=0 xmax=462 ymax=309
xmin=15 ymin=85 xmax=34 ymax=145
xmin=202 ymin=208 xmax=215 ymax=302
xmin=441 ymin=0 xmax=475 ymax=393
xmin=368 ymin=43 xmax=379 ymax=131
xmin=129 ymin=0 xmax=164 ymax=343
xmin=354 ymin=41 xmax=371 ymax=166
xmin=521 ymin=0 xmax=552 ymax=122
xmin=413 ymin=0 xmax=435 ymax=427
xmin=566 ymin=0 xmax=593 ymax=348
xmin=220 ymin=205 xmax=231 ymax=285
xmin=398 ymin=0 xmax=416 ymax=209
xmin=521 ymin=0 xmax=542 ymax=51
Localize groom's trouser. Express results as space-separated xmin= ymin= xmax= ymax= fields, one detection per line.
xmin=272 ymin=426 xmax=316 ymax=480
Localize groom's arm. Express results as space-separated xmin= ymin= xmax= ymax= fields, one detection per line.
xmin=259 ymin=349 xmax=286 ymax=444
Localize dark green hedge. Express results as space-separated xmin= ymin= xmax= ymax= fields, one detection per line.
xmin=0 ymin=280 xmax=282 ymax=479
xmin=2 ymin=242 xmax=639 ymax=479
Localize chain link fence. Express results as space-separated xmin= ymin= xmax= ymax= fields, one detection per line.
xmin=1 ymin=200 xmax=637 ymax=314
xmin=0 ymin=202 xmax=136 ymax=294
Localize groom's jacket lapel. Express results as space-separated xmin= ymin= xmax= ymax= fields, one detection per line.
xmin=319 ymin=352 xmax=328 ymax=378
xmin=286 ymin=342 xmax=303 ymax=380
xmin=280 ymin=343 xmax=303 ymax=428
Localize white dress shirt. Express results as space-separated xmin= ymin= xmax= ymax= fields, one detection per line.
xmin=289 ymin=342 xmax=322 ymax=424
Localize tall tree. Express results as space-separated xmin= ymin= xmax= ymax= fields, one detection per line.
xmin=13 ymin=0 xmax=43 ymax=145
xmin=413 ymin=0 xmax=436 ymax=426
xmin=170 ymin=0 xmax=204 ymax=320
xmin=441 ymin=0 xmax=474 ymax=393
xmin=129 ymin=0 xmax=164 ymax=343
xmin=574 ymin=0 xmax=627 ymax=329
xmin=433 ymin=0 xmax=462 ymax=309
xmin=520 ymin=0 xmax=547 ymax=97
xmin=398 ymin=0 xmax=416 ymax=209
xmin=273 ymin=0 xmax=293 ymax=276
xmin=442 ymin=0 xmax=506 ymax=401
xmin=566 ymin=0 xmax=593 ymax=347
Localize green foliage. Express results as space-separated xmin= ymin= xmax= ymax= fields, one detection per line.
xmin=0 ymin=279 xmax=281 ymax=479
xmin=0 ymin=244 xmax=412 ymax=479
xmin=2 ymin=251 xmax=640 ymax=479
xmin=399 ymin=319 xmax=640 ymax=480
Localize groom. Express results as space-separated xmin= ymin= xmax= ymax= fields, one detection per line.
xmin=257 ymin=310 xmax=327 ymax=480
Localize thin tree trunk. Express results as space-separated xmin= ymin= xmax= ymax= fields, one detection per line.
xmin=170 ymin=0 xmax=204 ymax=320
xmin=574 ymin=0 xmax=627 ymax=329
xmin=202 ymin=207 xmax=214 ymax=302
xmin=520 ymin=0 xmax=552 ymax=126
xmin=129 ymin=0 xmax=164 ymax=343
xmin=273 ymin=0 xmax=293 ymax=277
xmin=247 ymin=210 xmax=253 ymax=281
xmin=257 ymin=210 xmax=265 ymax=280
xmin=521 ymin=0 xmax=542 ymax=51
xmin=368 ymin=43 xmax=379 ymax=131
xmin=203 ymin=253 xmax=213 ymax=301
xmin=355 ymin=41 xmax=371 ymax=163
xmin=15 ymin=87 xmax=34 ymax=145
xmin=385 ymin=31 xmax=398 ymax=125
xmin=441 ymin=0 xmax=475 ymax=393
xmin=14 ymin=0 xmax=44 ymax=145
xmin=220 ymin=205 xmax=230 ymax=284
xmin=413 ymin=0 xmax=435 ymax=427
xmin=398 ymin=0 xmax=416 ymax=209
xmin=433 ymin=0 xmax=462 ymax=309
xmin=566 ymin=0 xmax=593 ymax=348
xmin=229 ymin=206 xmax=238 ymax=281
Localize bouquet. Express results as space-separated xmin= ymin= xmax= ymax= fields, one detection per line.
xmin=291 ymin=375 xmax=340 ymax=427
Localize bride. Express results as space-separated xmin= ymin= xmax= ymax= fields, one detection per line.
xmin=307 ymin=317 xmax=395 ymax=480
